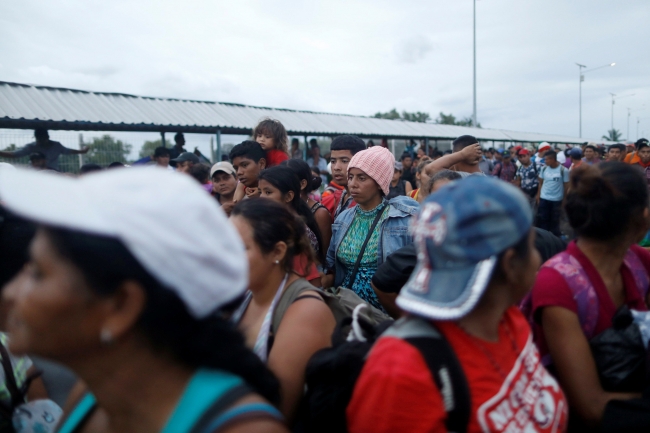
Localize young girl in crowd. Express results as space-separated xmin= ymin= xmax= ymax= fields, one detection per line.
xmin=254 ymin=118 xmax=289 ymax=168
xmin=347 ymin=176 xmax=568 ymax=432
xmin=281 ymin=159 xmax=332 ymax=256
xmin=232 ymin=118 xmax=289 ymax=203
xmin=230 ymin=199 xmax=335 ymax=425
xmin=0 ymin=169 xmax=286 ymax=433
xmin=531 ymin=162 xmax=650 ymax=429
xmin=257 ymin=167 xmax=324 ymax=286
xmin=323 ymin=146 xmax=418 ymax=310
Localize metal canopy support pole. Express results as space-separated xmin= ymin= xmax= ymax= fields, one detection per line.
xmin=304 ymin=136 xmax=308 ymax=161
xmin=161 ymin=131 xmax=166 ymax=148
xmin=216 ymin=129 xmax=222 ymax=162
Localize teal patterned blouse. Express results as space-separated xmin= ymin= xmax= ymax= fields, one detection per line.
xmin=337 ymin=201 xmax=389 ymax=311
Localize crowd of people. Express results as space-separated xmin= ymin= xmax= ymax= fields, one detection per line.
xmin=0 ymin=120 xmax=649 ymax=433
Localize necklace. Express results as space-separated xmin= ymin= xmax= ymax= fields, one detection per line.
xmin=463 ymin=319 xmax=519 ymax=380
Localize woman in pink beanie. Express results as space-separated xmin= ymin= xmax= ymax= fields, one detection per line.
xmin=323 ymin=147 xmax=419 ymax=314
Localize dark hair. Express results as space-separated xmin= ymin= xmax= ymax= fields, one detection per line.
xmin=79 ymin=164 xmax=102 ymax=174
xmin=584 ymin=144 xmax=597 ymax=152
xmin=330 ymin=135 xmax=366 ymax=155
xmin=367 ymin=140 xmax=375 ymax=147
xmin=637 ymin=141 xmax=650 ymax=151
xmin=281 ymin=159 xmax=323 ymax=193
xmin=29 ymin=152 xmax=46 ymax=161
xmin=291 ymin=138 xmax=300 ymax=146
xmin=452 ymin=135 xmax=478 ymax=150
xmin=543 ymin=150 xmax=557 ymax=160
xmin=34 ymin=128 xmax=48 ymax=139
xmin=108 ymin=162 xmax=125 ymax=169
xmin=43 ymin=226 xmax=280 ymax=404
xmin=400 ymin=153 xmax=412 ymax=161
xmin=491 ymin=231 xmax=530 ymax=283
xmin=189 ymin=163 xmax=210 ymax=184
xmin=232 ymin=199 xmax=315 ymax=277
xmin=253 ymin=118 xmax=288 ymax=154
xmin=154 ymin=146 xmax=170 ymax=158
xmin=174 ymin=132 xmax=184 ymax=141
xmin=636 ymin=138 xmax=649 ymax=149
xmin=565 ymin=163 xmax=649 ymax=241
xmin=258 ymin=166 xmax=325 ymax=264
xmin=608 ymin=144 xmax=625 ymax=153
xmin=229 ymin=140 xmax=266 ymax=163
xmin=416 ymin=159 xmax=432 ymax=174
xmin=426 ymin=169 xmax=462 ymax=193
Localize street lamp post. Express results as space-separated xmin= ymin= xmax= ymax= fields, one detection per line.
xmin=576 ymin=62 xmax=615 ymax=138
xmin=610 ymin=93 xmax=634 ymax=132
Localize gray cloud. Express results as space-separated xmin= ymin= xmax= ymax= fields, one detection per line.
xmin=395 ymin=34 xmax=434 ymax=64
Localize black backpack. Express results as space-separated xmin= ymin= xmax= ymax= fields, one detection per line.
xmin=300 ymin=310 xmax=471 ymax=433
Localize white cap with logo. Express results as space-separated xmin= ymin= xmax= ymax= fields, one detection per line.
xmin=0 ymin=168 xmax=248 ymax=318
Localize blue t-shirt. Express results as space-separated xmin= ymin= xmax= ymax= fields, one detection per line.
xmin=539 ymin=165 xmax=569 ymax=201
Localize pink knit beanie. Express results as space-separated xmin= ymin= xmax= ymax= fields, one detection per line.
xmin=348 ymin=146 xmax=395 ymax=196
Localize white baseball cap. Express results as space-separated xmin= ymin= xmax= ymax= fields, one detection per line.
xmin=0 ymin=168 xmax=248 ymax=318
xmin=210 ymin=161 xmax=236 ymax=178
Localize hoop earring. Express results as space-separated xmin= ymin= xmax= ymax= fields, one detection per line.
xmin=100 ymin=329 xmax=113 ymax=344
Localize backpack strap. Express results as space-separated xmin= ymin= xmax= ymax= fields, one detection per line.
xmin=623 ymin=249 xmax=650 ymax=300
xmin=188 ymin=384 xmax=256 ymax=433
xmin=56 ymin=393 xmax=97 ymax=433
xmin=542 ymin=252 xmax=599 ymax=339
xmin=382 ymin=317 xmax=470 ymax=433
xmin=195 ymin=402 xmax=283 ymax=433
xmin=271 ymin=278 xmax=324 ymax=337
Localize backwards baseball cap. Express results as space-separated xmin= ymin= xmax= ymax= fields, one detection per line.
xmin=0 ymin=168 xmax=247 ymax=318
xmin=569 ymin=148 xmax=583 ymax=158
xmin=171 ymin=152 xmax=200 ymax=164
xmin=397 ymin=176 xmax=532 ymax=320
xmin=538 ymin=142 xmax=551 ymax=152
xmin=636 ymin=138 xmax=649 ymax=149
xmin=210 ymin=161 xmax=235 ymax=178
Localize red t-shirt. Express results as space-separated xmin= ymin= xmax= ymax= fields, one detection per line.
xmin=347 ymin=307 xmax=568 ymax=433
xmin=265 ymin=149 xmax=289 ymax=168
xmin=321 ymin=188 xmax=356 ymax=221
xmin=293 ymin=254 xmax=320 ymax=282
xmin=531 ymin=242 xmax=650 ymax=357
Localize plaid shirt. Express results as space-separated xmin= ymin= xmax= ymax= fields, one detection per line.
xmin=492 ymin=161 xmax=516 ymax=182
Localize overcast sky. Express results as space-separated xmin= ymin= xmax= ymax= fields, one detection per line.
xmin=1 ymin=0 xmax=648 ymax=151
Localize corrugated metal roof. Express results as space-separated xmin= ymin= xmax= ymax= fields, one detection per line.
xmin=0 ymin=80 xmax=605 ymax=144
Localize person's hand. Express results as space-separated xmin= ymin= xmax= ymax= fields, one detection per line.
xmin=245 ymin=187 xmax=260 ymax=198
xmin=80 ymin=146 xmax=90 ymax=154
xmin=459 ymin=144 xmax=482 ymax=164
xmin=221 ymin=201 xmax=235 ymax=216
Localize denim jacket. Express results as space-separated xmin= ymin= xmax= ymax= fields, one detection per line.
xmin=326 ymin=195 xmax=419 ymax=287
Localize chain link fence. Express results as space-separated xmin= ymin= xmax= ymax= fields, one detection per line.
xmin=0 ymin=129 xmax=454 ymax=174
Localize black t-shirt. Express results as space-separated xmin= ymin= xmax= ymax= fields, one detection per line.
xmin=400 ymin=168 xmax=415 ymax=186
xmin=371 ymin=244 xmax=416 ymax=294
xmin=371 ymin=228 xmax=567 ymax=295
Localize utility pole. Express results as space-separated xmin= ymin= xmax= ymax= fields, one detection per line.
xmin=472 ymin=0 xmax=477 ymax=128
xmin=628 ymin=108 xmax=631 ymax=142
xmin=577 ymin=64 xmax=585 ymax=137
